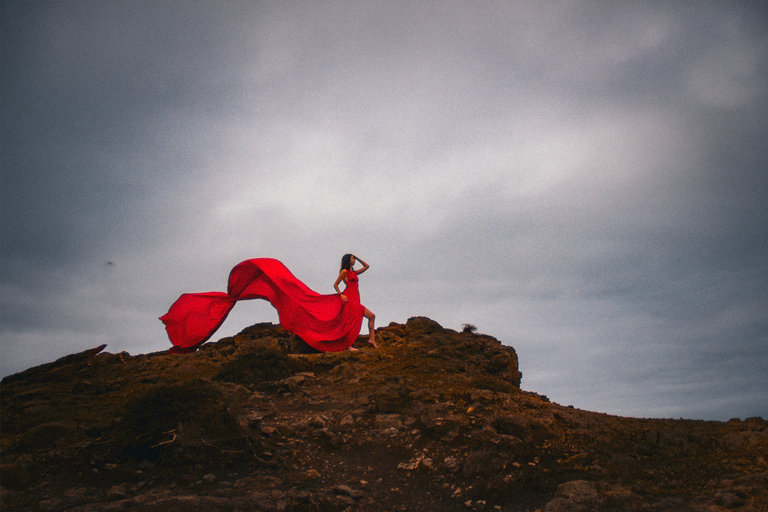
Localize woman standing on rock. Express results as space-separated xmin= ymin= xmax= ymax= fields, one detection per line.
xmin=334 ymin=254 xmax=377 ymax=350
xmin=161 ymin=255 xmax=378 ymax=354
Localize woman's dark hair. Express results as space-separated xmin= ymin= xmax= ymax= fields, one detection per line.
xmin=340 ymin=254 xmax=353 ymax=272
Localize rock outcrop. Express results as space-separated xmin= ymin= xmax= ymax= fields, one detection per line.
xmin=1 ymin=317 xmax=766 ymax=511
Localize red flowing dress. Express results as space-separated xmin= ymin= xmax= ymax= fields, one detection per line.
xmin=160 ymin=258 xmax=366 ymax=353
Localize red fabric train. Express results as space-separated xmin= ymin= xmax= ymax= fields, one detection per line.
xmin=160 ymin=258 xmax=365 ymax=353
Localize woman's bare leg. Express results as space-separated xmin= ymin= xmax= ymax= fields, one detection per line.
xmin=364 ymin=308 xmax=377 ymax=348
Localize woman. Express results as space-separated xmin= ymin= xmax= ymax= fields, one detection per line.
xmin=334 ymin=254 xmax=377 ymax=350
xmin=161 ymin=256 xmax=378 ymax=353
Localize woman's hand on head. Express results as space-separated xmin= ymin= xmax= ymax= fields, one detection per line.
xmin=354 ymin=256 xmax=370 ymax=274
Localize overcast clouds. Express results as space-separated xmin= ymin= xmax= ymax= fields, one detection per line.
xmin=2 ymin=0 xmax=767 ymax=421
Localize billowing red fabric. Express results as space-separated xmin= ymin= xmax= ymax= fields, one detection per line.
xmin=160 ymin=258 xmax=365 ymax=353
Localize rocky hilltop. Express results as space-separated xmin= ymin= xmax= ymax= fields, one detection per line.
xmin=1 ymin=317 xmax=767 ymax=511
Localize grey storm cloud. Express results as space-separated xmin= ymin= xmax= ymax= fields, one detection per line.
xmin=2 ymin=0 xmax=767 ymax=421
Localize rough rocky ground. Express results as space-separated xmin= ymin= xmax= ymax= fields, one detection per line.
xmin=1 ymin=317 xmax=767 ymax=511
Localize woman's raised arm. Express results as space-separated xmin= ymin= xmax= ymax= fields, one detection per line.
xmin=354 ymin=255 xmax=370 ymax=274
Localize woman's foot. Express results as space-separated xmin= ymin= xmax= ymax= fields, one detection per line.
xmin=348 ymin=346 xmax=360 ymax=352
xmin=368 ymin=336 xmax=378 ymax=349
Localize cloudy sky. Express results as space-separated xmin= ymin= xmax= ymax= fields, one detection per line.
xmin=2 ymin=1 xmax=767 ymax=421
